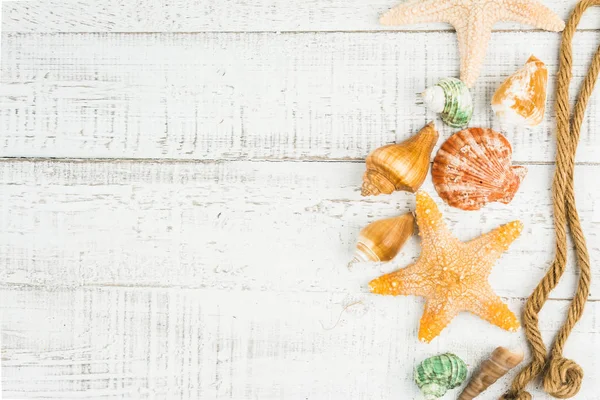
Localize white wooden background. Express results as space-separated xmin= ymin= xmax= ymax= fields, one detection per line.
xmin=1 ymin=1 xmax=600 ymax=399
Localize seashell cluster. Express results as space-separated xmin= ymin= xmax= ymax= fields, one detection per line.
xmin=459 ymin=347 xmax=524 ymax=400
xmin=353 ymin=213 xmax=414 ymax=263
xmin=492 ymin=55 xmax=548 ymax=127
xmin=415 ymin=353 xmax=468 ymax=400
xmin=432 ymin=128 xmax=527 ymax=211
xmin=362 ymin=122 xmax=438 ymax=196
xmin=422 ymin=78 xmax=473 ymax=128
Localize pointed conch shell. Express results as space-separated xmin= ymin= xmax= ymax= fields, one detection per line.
xmin=353 ymin=213 xmax=414 ymax=263
xmin=422 ymin=78 xmax=473 ymax=128
xmin=458 ymin=347 xmax=524 ymax=400
xmin=432 ymin=128 xmax=527 ymax=211
xmin=492 ymin=55 xmax=548 ymax=127
xmin=415 ymin=353 xmax=468 ymax=400
xmin=362 ymin=122 xmax=438 ymax=196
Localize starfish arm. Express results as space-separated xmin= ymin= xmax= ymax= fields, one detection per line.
xmin=463 ymin=286 xmax=520 ymax=332
xmin=500 ymin=0 xmax=565 ymax=31
xmin=455 ymin=16 xmax=495 ymax=87
xmin=369 ymin=261 xmax=429 ymax=297
xmin=415 ymin=191 xmax=451 ymax=239
xmin=467 ymin=220 xmax=523 ymax=274
xmin=415 ymin=191 xmax=461 ymax=264
xmin=380 ymin=0 xmax=459 ymax=26
xmin=418 ymin=300 xmax=459 ymax=343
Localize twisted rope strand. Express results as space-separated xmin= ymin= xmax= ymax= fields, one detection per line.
xmin=501 ymin=1 xmax=600 ymax=398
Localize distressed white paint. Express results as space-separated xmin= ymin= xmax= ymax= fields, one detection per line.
xmin=2 ymin=287 xmax=600 ymax=399
xmin=1 ymin=160 xmax=600 ymax=301
xmin=0 ymin=2 xmax=27 ymax=396
xmin=2 ymin=31 xmax=600 ymax=162
xmin=2 ymin=0 xmax=600 ymax=32
xmin=2 ymin=0 xmax=600 ymax=399
xmin=0 ymin=0 xmax=26 ymax=73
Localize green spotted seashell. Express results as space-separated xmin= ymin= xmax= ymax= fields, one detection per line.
xmin=414 ymin=353 xmax=468 ymax=400
xmin=422 ymin=78 xmax=473 ymax=128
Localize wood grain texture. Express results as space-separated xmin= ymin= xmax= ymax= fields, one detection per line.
xmin=3 ymin=1 xmax=600 ymax=398
xmin=3 ymin=287 xmax=600 ymax=399
xmin=3 ymin=0 xmax=600 ymax=33
xmin=1 ymin=160 xmax=599 ymax=300
xmin=3 ymin=31 xmax=600 ymax=162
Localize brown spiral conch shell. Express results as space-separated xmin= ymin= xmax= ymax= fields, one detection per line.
xmin=458 ymin=347 xmax=524 ymax=400
xmin=362 ymin=122 xmax=438 ymax=196
xmin=432 ymin=128 xmax=527 ymax=211
xmin=492 ymin=55 xmax=548 ymax=127
xmin=353 ymin=213 xmax=415 ymax=263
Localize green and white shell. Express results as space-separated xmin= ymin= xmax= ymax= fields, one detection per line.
xmin=422 ymin=78 xmax=473 ymax=128
xmin=414 ymin=353 xmax=468 ymax=400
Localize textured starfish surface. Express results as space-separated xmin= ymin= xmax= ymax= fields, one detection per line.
xmin=380 ymin=0 xmax=564 ymax=87
xmin=369 ymin=191 xmax=522 ymax=343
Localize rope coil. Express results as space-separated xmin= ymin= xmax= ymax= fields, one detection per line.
xmin=502 ymin=0 xmax=600 ymax=398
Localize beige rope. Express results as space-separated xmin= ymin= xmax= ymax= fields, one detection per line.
xmin=501 ymin=1 xmax=599 ymax=398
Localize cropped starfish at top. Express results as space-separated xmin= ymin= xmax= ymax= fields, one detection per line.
xmin=369 ymin=191 xmax=522 ymax=343
xmin=380 ymin=0 xmax=565 ymax=87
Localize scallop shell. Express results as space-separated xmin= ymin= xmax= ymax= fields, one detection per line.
xmin=492 ymin=55 xmax=548 ymax=127
xmin=422 ymin=78 xmax=473 ymax=128
xmin=432 ymin=128 xmax=527 ymax=211
xmin=415 ymin=353 xmax=468 ymax=400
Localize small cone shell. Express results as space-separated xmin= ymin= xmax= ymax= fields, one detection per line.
xmin=353 ymin=213 xmax=415 ymax=262
xmin=458 ymin=347 xmax=524 ymax=400
xmin=432 ymin=128 xmax=527 ymax=211
xmin=362 ymin=122 xmax=438 ymax=196
xmin=491 ymin=55 xmax=548 ymax=127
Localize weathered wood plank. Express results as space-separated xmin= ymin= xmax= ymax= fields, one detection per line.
xmin=3 ymin=0 xmax=600 ymax=33
xmin=3 ymin=2 xmax=599 ymax=399
xmin=1 ymin=160 xmax=598 ymax=300
xmin=2 ymin=32 xmax=600 ymax=162
xmin=2 ymin=287 xmax=600 ymax=399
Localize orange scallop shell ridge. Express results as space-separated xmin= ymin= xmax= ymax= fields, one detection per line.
xmin=491 ymin=55 xmax=548 ymax=127
xmin=432 ymin=128 xmax=527 ymax=211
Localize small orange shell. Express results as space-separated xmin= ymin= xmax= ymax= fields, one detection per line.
xmin=432 ymin=128 xmax=527 ymax=211
xmin=354 ymin=213 xmax=415 ymax=263
xmin=362 ymin=122 xmax=438 ymax=196
xmin=492 ymin=55 xmax=548 ymax=127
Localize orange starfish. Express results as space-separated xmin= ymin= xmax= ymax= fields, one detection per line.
xmin=369 ymin=191 xmax=522 ymax=343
